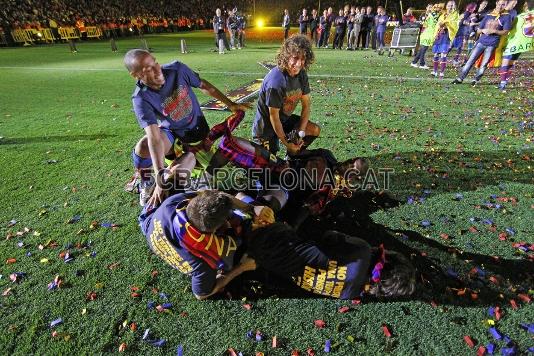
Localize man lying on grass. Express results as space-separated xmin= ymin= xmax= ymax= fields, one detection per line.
xmin=139 ymin=186 xmax=277 ymax=300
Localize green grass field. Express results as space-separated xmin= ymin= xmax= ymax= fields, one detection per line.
xmin=0 ymin=29 xmax=533 ymax=355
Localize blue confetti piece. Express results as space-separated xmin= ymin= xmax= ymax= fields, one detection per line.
xmin=483 ymin=219 xmax=494 ymax=225
xmin=488 ymin=307 xmax=495 ymax=317
xmin=489 ymin=327 xmax=503 ymax=340
xmin=469 ymin=217 xmax=479 ymax=223
xmin=68 ymin=215 xmax=81 ymax=224
xmin=176 ymin=345 xmax=183 ymax=356
xmin=50 ymin=318 xmax=63 ymax=328
xmin=505 ymin=227 xmax=516 ymax=236
xmin=246 ymin=330 xmax=254 ymax=339
xmin=418 ymin=197 xmax=426 ymax=203
xmin=501 ymin=346 xmax=517 ymax=355
xmin=255 ymin=332 xmax=263 ymax=341
xmin=520 ymin=323 xmax=534 ymax=333
xmin=407 ymin=196 xmax=415 ymax=204
xmin=487 ymin=343 xmax=496 ymax=354
xmin=26 ymin=252 xmax=31 ymax=257
xmin=17 ymin=241 xmax=24 ymax=248
xmin=146 ymin=339 xmax=166 ymax=347
xmin=159 ymin=292 xmax=168 ymax=300
xmin=147 ymin=301 xmax=156 ymax=310
xmin=421 ymin=220 xmax=431 ymax=227
xmin=142 ymin=328 xmax=150 ymax=340
xmin=495 ymin=204 xmax=502 ymax=209
xmin=90 ymin=251 xmax=97 ymax=258
xmin=101 ymin=222 xmax=113 ymax=228
xmin=454 ymin=193 xmax=464 ymax=201
xmin=161 ymin=302 xmax=172 ymax=309
xmin=527 ymin=346 xmax=534 ymax=353
xmin=423 ymin=189 xmax=432 ymax=195
xmin=324 ymin=339 xmax=331 ymax=353
xmin=474 ymin=267 xmax=486 ymax=277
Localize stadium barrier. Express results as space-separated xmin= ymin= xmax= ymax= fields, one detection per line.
xmin=59 ymin=27 xmax=79 ymax=40
xmin=11 ymin=29 xmax=33 ymax=44
xmin=86 ymin=26 xmax=102 ymax=38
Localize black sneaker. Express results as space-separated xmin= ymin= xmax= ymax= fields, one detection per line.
xmin=471 ymin=80 xmax=479 ymax=86
xmin=451 ymin=78 xmax=463 ymax=84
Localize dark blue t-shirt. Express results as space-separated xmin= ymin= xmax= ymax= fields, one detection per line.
xmin=254 ymin=66 xmax=311 ymax=136
xmin=131 ymin=61 xmax=203 ymax=132
xmin=139 ymin=193 xmax=242 ymax=297
xmin=375 ymin=15 xmax=389 ymax=33
xmin=478 ymin=13 xmax=512 ymax=47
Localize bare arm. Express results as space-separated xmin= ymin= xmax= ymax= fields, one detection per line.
xmin=144 ymin=124 xmax=169 ymax=207
xmin=269 ymin=107 xmax=302 ymax=154
xmin=199 ymin=79 xmax=252 ymax=112
xmin=195 ymin=255 xmax=256 ymax=300
xmin=299 ymin=94 xmax=311 ymax=132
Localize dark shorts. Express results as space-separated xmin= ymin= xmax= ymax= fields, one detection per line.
xmin=252 ymin=114 xmax=301 ymax=154
xmin=161 ymin=116 xmax=210 ymax=146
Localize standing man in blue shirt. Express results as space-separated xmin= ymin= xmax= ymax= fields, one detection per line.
xmin=452 ymin=0 xmax=512 ymax=85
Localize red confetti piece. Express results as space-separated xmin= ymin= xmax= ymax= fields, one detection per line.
xmin=464 ymin=335 xmax=475 ymax=348
xmin=489 ymin=276 xmax=499 ymax=285
xmin=2 ymin=288 xmax=12 ymax=296
xmin=242 ymin=304 xmax=252 ymax=310
xmin=51 ymin=331 xmax=58 ymax=338
xmin=156 ymin=305 xmax=165 ymax=312
xmin=495 ymin=307 xmax=502 ymax=320
xmin=477 ymin=345 xmax=486 ymax=356
xmin=306 ymin=348 xmax=315 ymax=356
xmin=256 ymin=353 xmax=264 ymax=356
xmin=131 ymin=292 xmax=140 ymax=298
xmin=6 ymin=258 xmax=16 ymax=264
xmin=351 ymin=298 xmax=361 ymax=305
xmin=469 ymin=226 xmax=479 ymax=233
xmin=130 ymin=286 xmax=139 ymax=292
xmin=86 ymin=291 xmax=97 ymax=301
xmin=180 ymin=312 xmax=188 ymax=318
xmin=440 ymin=233 xmax=449 ymax=240
xmin=510 ymin=299 xmax=518 ymax=310
xmin=338 ymin=306 xmax=350 ymax=313
xmin=129 ymin=322 xmax=137 ymax=331
xmin=118 ymin=343 xmax=127 ymax=352
xmin=518 ymin=294 xmax=531 ymax=303
xmin=471 ymin=293 xmax=478 ymax=301
xmin=107 ymin=262 xmax=120 ymax=270
xmin=227 ymin=349 xmax=237 ymax=356
xmin=430 ymin=300 xmax=438 ymax=308
xmin=498 ymin=232 xmax=508 ymax=241
xmin=291 ymin=351 xmax=301 ymax=356
xmin=314 ymin=320 xmax=326 ymax=329
xmin=382 ymin=324 xmax=392 ymax=338
xmin=272 ymin=336 xmax=278 ymax=348
xmin=151 ymin=270 xmax=158 ymax=278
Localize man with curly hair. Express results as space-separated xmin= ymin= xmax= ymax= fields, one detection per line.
xmin=252 ymin=35 xmax=321 ymax=156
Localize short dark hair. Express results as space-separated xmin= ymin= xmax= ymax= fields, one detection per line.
xmin=186 ymin=190 xmax=234 ymax=232
xmin=123 ymin=48 xmax=151 ymax=72
xmin=368 ymin=250 xmax=416 ymax=298
xmin=276 ymin=35 xmax=315 ymax=72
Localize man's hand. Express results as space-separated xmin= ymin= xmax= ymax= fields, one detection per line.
xmin=239 ymin=253 xmax=257 ymax=271
xmin=147 ymin=185 xmax=168 ymax=208
xmin=228 ymin=102 xmax=252 ymax=112
xmin=253 ymin=205 xmax=275 ymax=227
xmin=286 ymin=142 xmax=303 ymax=155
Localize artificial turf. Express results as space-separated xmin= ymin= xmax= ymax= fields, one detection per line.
xmin=0 ymin=28 xmax=532 ymax=355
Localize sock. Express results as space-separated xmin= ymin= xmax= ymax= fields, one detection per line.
xmin=132 ymin=150 xmax=153 ymax=182
xmin=433 ymin=54 xmax=440 ymax=71
xmin=440 ymin=58 xmax=447 ymax=73
xmin=504 ymin=65 xmax=514 ymax=81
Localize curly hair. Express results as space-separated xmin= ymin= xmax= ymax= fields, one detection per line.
xmin=276 ymin=34 xmax=315 ymax=72
xmin=368 ymin=250 xmax=416 ymax=298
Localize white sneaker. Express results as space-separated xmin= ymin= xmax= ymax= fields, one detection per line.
xmin=410 ymin=62 xmax=419 ymax=68
xmin=439 ymin=73 xmax=444 ymax=79
xmin=430 ymin=71 xmax=438 ymax=77
xmin=419 ymin=65 xmax=430 ymax=69
xmin=139 ymin=178 xmax=155 ymax=207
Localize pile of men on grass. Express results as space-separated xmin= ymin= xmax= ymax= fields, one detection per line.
xmin=124 ymin=35 xmax=417 ymax=302
xmin=124 ymin=34 xmax=531 ymax=314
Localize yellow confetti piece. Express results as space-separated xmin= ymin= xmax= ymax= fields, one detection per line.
xmin=483 ymin=319 xmax=495 ymax=327
xmin=95 ymin=283 xmax=104 ymax=289
xmin=40 ymin=258 xmax=49 ymax=264
xmin=81 ymin=308 xmax=87 ymax=315
xmin=33 ymin=231 xmax=41 ymax=236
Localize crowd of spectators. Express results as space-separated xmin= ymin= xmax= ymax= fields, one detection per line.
xmin=0 ymin=0 xmax=248 ymax=39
